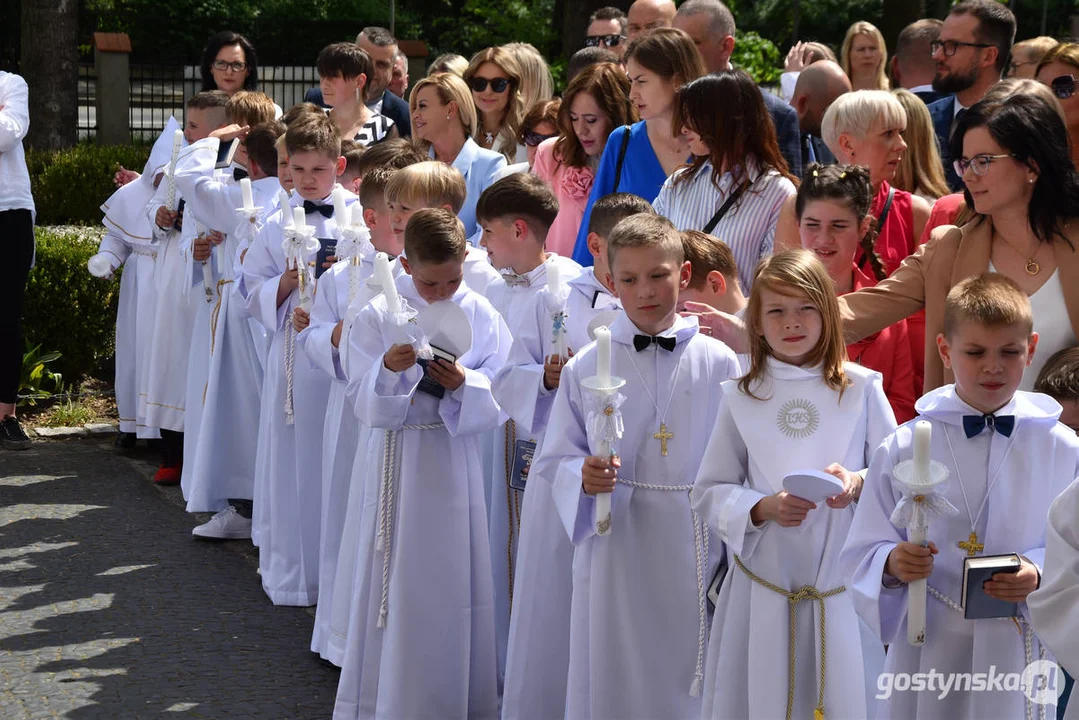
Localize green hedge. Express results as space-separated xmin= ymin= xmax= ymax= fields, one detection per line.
xmin=23 ymin=226 xmax=120 ymax=382
xmin=27 ymin=144 xmax=151 ymax=226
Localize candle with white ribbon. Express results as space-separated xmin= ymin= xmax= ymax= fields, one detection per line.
xmin=908 ymin=420 xmax=931 ymax=646
xmin=547 ymin=263 xmax=562 ymax=299
xmin=374 ymin=252 xmax=401 ymax=315
xmin=593 ymin=326 xmax=613 ymax=536
xmin=163 ymin=129 xmax=184 ymax=212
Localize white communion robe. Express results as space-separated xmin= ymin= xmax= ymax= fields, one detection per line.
xmin=298 ymin=250 xmax=376 ymax=664
xmin=840 ymin=386 xmax=1079 ymax=720
xmin=173 ymin=138 xmax=274 ymax=514
xmin=483 ymin=253 xmax=581 ymax=688
xmin=1029 ymin=478 xmax=1079 ymax=720
xmin=324 ymin=259 xmax=407 ymax=667
xmin=499 ymin=269 xmax=620 ymax=720
xmin=536 ymin=312 xmax=738 ymax=720
xmin=692 ymin=359 xmax=895 ymax=720
xmin=332 ymin=274 xmax=510 ymax=720
xmin=242 ymin=190 xmax=352 ymax=606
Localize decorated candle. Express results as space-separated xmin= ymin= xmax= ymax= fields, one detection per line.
xmin=241 ymin=177 xmax=254 ymax=210
xmin=374 ymin=252 xmax=401 ymax=314
xmin=595 ymin=326 xmax=612 ymax=387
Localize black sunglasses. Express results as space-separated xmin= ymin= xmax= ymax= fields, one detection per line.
xmin=585 ymin=34 xmax=625 ymax=48
xmin=523 ymin=130 xmax=558 ymax=147
xmin=469 ymin=77 xmax=510 ymax=93
xmin=1051 ymin=74 xmax=1076 ymax=100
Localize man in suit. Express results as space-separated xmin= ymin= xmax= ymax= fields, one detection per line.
xmin=790 ymin=61 xmax=850 ymax=168
xmin=673 ymin=0 xmax=803 ymax=178
xmin=927 ymin=0 xmax=1015 ymax=190
xmin=302 ymin=27 xmax=412 ymax=137
xmin=891 ymin=19 xmax=945 ymax=105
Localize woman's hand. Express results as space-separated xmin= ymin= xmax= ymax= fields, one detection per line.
xmin=823 ymin=463 xmax=863 ymax=509
xmin=681 ymin=301 xmax=749 ymax=352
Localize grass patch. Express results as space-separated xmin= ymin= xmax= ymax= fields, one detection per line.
xmin=41 ymin=401 xmax=95 ymax=428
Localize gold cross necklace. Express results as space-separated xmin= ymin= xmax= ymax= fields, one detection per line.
xmin=942 ymin=419 xmax=1019 ymax=556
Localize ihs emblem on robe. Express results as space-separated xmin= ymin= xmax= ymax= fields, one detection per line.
xmin=776 ymin=398 xmax=820 ymax=439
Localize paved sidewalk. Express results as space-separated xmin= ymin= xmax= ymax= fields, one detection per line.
xmin=0 ymin=439 xmax=339 ymax=719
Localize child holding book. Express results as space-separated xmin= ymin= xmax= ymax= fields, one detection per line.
xmin=841 ymin=273 xmax=1078 ymax=718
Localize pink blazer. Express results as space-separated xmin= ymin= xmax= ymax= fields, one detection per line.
xmin=533 ymin=138 xmax=595 ymax=258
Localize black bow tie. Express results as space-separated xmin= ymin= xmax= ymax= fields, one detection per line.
xmin=633 ymin=334 xmax=676 ymax=352
xmin=303 ymin=200 xmax=334 ymax=218
xmin=233 ymin=167 xmax=248 ymax=181
xmin=962 ymin=413 xmax=1015 ymax=438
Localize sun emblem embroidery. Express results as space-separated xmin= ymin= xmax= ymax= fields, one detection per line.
xmin=777 ymin=398 xmax=820 ymax=439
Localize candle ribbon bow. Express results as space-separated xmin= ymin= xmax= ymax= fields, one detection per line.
xmin=545 ymin=283 xmax=571 ymax=358
xmin=281 ymin=221 xmax=320 ymax=269
xmin=335 ymin=223 xmax=375 ymax=262
xmin=233 ymin=205 xmax=264 ymax=242
xmin=890 ymin=490 xmax=959 ymax=533
xmin=584 ymin=390 xmax=626 ymax=450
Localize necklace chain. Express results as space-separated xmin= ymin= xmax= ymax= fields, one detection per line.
xmin=995 ymin=231 xmax=1042 ymax=276
xmin=941 ymin=420 xmax=1018 ymax=540
xmin=625 ymin=335 xmax=681 ymax=426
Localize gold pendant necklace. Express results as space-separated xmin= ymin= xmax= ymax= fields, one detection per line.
xmin=995 ymin=232 xmax=1041 ymax=276
xmin=1024 ymin=258 xmax=1041 ymax=276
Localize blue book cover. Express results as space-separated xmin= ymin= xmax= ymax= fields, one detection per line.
xmin=961 ymin=553 xmax=1021 ymax=620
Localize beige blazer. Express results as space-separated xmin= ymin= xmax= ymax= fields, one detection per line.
xmin=839 ymin=217 xmax=1079 ymax=392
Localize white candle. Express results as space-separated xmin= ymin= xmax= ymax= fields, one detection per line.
xmin=908 ymin=419 xmax=932 ymax=646
xmin=595 ymin=326 xmax=612 ymax=387
xmin=913 ymin=420 xmax=931 ymax=482
xmin=547 ymin=262 xmax=562 ymax=298
xmin=241 ymin=177 xmax=254 ymax=210
xmin=374 ymin=252 xmax=401 ymax=315
xmin=292 ymin=206 xmax=306 ymax=230
xmin=279 ymin=191 xmax=294 ymax=228
xmin=333 ymin=187 xmax=350 ymax=224
xmin=171 ymin=128 xmax=183 ymax=154
xmin=351 ymin=202 xmax=364 ymax=228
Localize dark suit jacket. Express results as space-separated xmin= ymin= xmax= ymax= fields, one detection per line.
xmin=928 ymin=95 xmax=961 ymax=191
xmin=801 ymin=132 xmax=836 ymax=169
xmin=761 ymin=90 xmax=802 ymax=179
xmin=914 ymin=89 xmax=945 ymax=106
xmin=301 ymin=88 xmax=412 ymax=138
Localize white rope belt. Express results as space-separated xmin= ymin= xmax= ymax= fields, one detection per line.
xmin=283 ymin=316 xmax=298 ymax=425
xmin=131 ymin=245 xmax=157 ymax=258
xmin=619 ymin=479 xmax=708 ymax=697
xmin=376 ymin=422 xmax=446 ymax=628
xmin=927 ymin=584 xmax=1049 ymax=720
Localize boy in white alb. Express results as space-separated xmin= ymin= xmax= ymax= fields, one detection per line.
xmin=536 ymin=214 xmax=739 ymax=720
xmin=242 ymin=114 xmax=346 ymax=606
xmin=173 ymin=93 xmax=279 ymax=539
xmin=333 ymin=208 xmax=510 ymax=719
xmin=476 ymin=172 xmax=582 ymax=687
xmin=500 ymin=194 xmax=649 ymax=720
xmin=841 ymin=273 xmax=1079 ymax=719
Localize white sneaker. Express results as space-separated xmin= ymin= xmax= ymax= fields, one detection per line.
xmin=192 ymin=506 xmax=252 ymax=540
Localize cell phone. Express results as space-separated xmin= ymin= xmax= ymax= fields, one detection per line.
xmin=215 ymin=138 xmax=239 ymax=169
xmin=315 ymin=238 xmax=337 ymax=279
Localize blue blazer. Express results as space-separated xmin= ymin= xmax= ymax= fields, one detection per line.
xmin=432 ymin=137 xmax=506 ymax=240
xmin=915 ymin=89 xmax=945 ymax=106
xmin=761 ymin=90 xmax=802 ymax=179
xmin=928 ymin=95 xmax=962 ymax=191
xmin=302 ymin=88 xmax=412 ymax=138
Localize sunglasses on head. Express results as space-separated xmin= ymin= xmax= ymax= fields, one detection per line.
xmin=585 ymin=34 xmax=625 ymax=48
xmin=469 ymin=77 xmax=510 ymax=93
xmin=523 ymin=129 xmax=558 ymax=147
xmin=1051 ymin=74 xmax=1076 ymax=100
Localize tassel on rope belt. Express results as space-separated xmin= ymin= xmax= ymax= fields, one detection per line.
xmin=202 ymin=278 xmax=234 ymax=406
xmin=732 ymin=555 xmax=846 ymax=720
xmin=283 ymin=315 xmax=298 ymax=424
xmin=376 ymin=422 xmax=446 ymax=628
xmin=619 ymin=479 xmax=709 ymax=698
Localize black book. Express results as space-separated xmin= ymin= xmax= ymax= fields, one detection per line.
xmin=961 ymin=553 xmax=1021 ymax=619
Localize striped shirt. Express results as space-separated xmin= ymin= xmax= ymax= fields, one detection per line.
xmin=653 ymin=160 xmax=796 ymax=292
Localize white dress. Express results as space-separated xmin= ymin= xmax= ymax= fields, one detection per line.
xmin=691 ymin=359 xmax=895 ymax=720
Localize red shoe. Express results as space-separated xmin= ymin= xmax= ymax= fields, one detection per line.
xmin=153 ymin=465 xmax=182 ymax=485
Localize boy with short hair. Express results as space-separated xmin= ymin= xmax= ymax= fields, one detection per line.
xmin=384 ymin=160 xmax=501 ymax=294
xmin=678 ymin=229 xmax=747 ymax=316
xmin=241 ymin=114 xmax=347 ymax=605
xmin=337 ymin=138 xmax=366 ymax=194
xmin=535 ymin=213 xmax=739 ymax=719
xmin=841 ymin=273 xmax=1079 ymax=719
xmin=333 ymin=208 xmax=509 ymax=719
xmin=1033 ymin=347 xmax=1079 ymax=432
xmin=171 ymin=98 xmax=281 ymax=536
xmin=318 ymin=41 xmax=396 ymax=146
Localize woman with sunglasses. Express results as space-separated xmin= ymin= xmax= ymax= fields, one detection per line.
xmin=463 ymin=48 xmax=527 ymax=164
xmin=1036 ymin=42 xmax=1079 ymax=167
xmin=570 ymin=27 xmax=706 ymax=266
xmin=488 ymin=99 xmax=560 ymax=181
xmin=532 ymin=63 xmax=636 ymax=257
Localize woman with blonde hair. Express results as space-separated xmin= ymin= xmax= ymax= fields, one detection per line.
xmin=1036 ymin=42 xmax=1079 ymax=167
xmin=464 ymin=47 xmax=527 ymax=163
xmin=840 ymin=21 xmax=890 ymax=91
xmin=1009 ymin=36 xmax=1058 ymax=78
xmin=408 ymin=72 xmax=506 ymax=237
xmin=892 ymin=88 xmax=950 ymax=201
xmin=427 ymin=53 xmax=468 ymax=77
xmin=502 ymin=42 xmax=554 ymax=112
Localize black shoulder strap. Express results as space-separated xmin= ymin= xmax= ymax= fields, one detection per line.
xmin=859 ymin=186 xmax=896 ymax=271
xmin=703 ymin=181 xmax=750 ymax=235
xmin=611 ymin=125 xmax=632 ymax=194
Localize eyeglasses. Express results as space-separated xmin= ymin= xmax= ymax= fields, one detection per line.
xmin=953 ymin=153 xmax=1013 ymax=177
xmin=585 ymin=34 xmax=626 ymax=48
xmin=469 ymin=77 xmax=510 ymax=93
xmin=212 ymin=60 xmax=248 ymax=73
xmin=1051 ymin=74 xmax=1076 ymax=100
xmin=930 ymin=40 xmax=993 ymax=57
xmin=523 ymin=130 xmax=558 ymax=147
xmin=1007 ymin=60 xmax=1037 ymax=75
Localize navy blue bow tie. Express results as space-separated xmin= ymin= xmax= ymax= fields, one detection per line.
xmin=633 ymin=334 xmax=676 ymax=352
xmin=233 ymin=167 xmax=248 ymax=181
xmin=962 ymin=413 xmax=1015 ymax=438
xmin=303 ymin=200 xmax=334 ymax=218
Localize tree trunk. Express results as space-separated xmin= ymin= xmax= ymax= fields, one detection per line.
xmin=881 ymin=0 xmax=925 ymax=54
xmin=20 ymin=0 xmax=78 ymax=149
xmin=561 ymin=0 xmax=631 ymax=63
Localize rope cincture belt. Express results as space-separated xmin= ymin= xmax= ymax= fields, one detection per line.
xmin=504 ymin=419 xmax=523 ymax=606
xmin=620 ymin=479 xmax=709 ymax=698
xmin=376 ymin=422 xmax=446 ymax=629
xmin=732 ymin=554 xmax=846 ymax=720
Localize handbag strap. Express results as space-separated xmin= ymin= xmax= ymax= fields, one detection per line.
xmin=611 ymin=125 xmax=632 ymax=194
xmin=703 ymin=181 xmax=750 ymax=234
xmin=859 ymin=186 xmax=896 ymax=271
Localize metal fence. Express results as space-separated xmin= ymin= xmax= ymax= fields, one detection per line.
xmin=77 ymin=63 xmax=322 ymax=143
